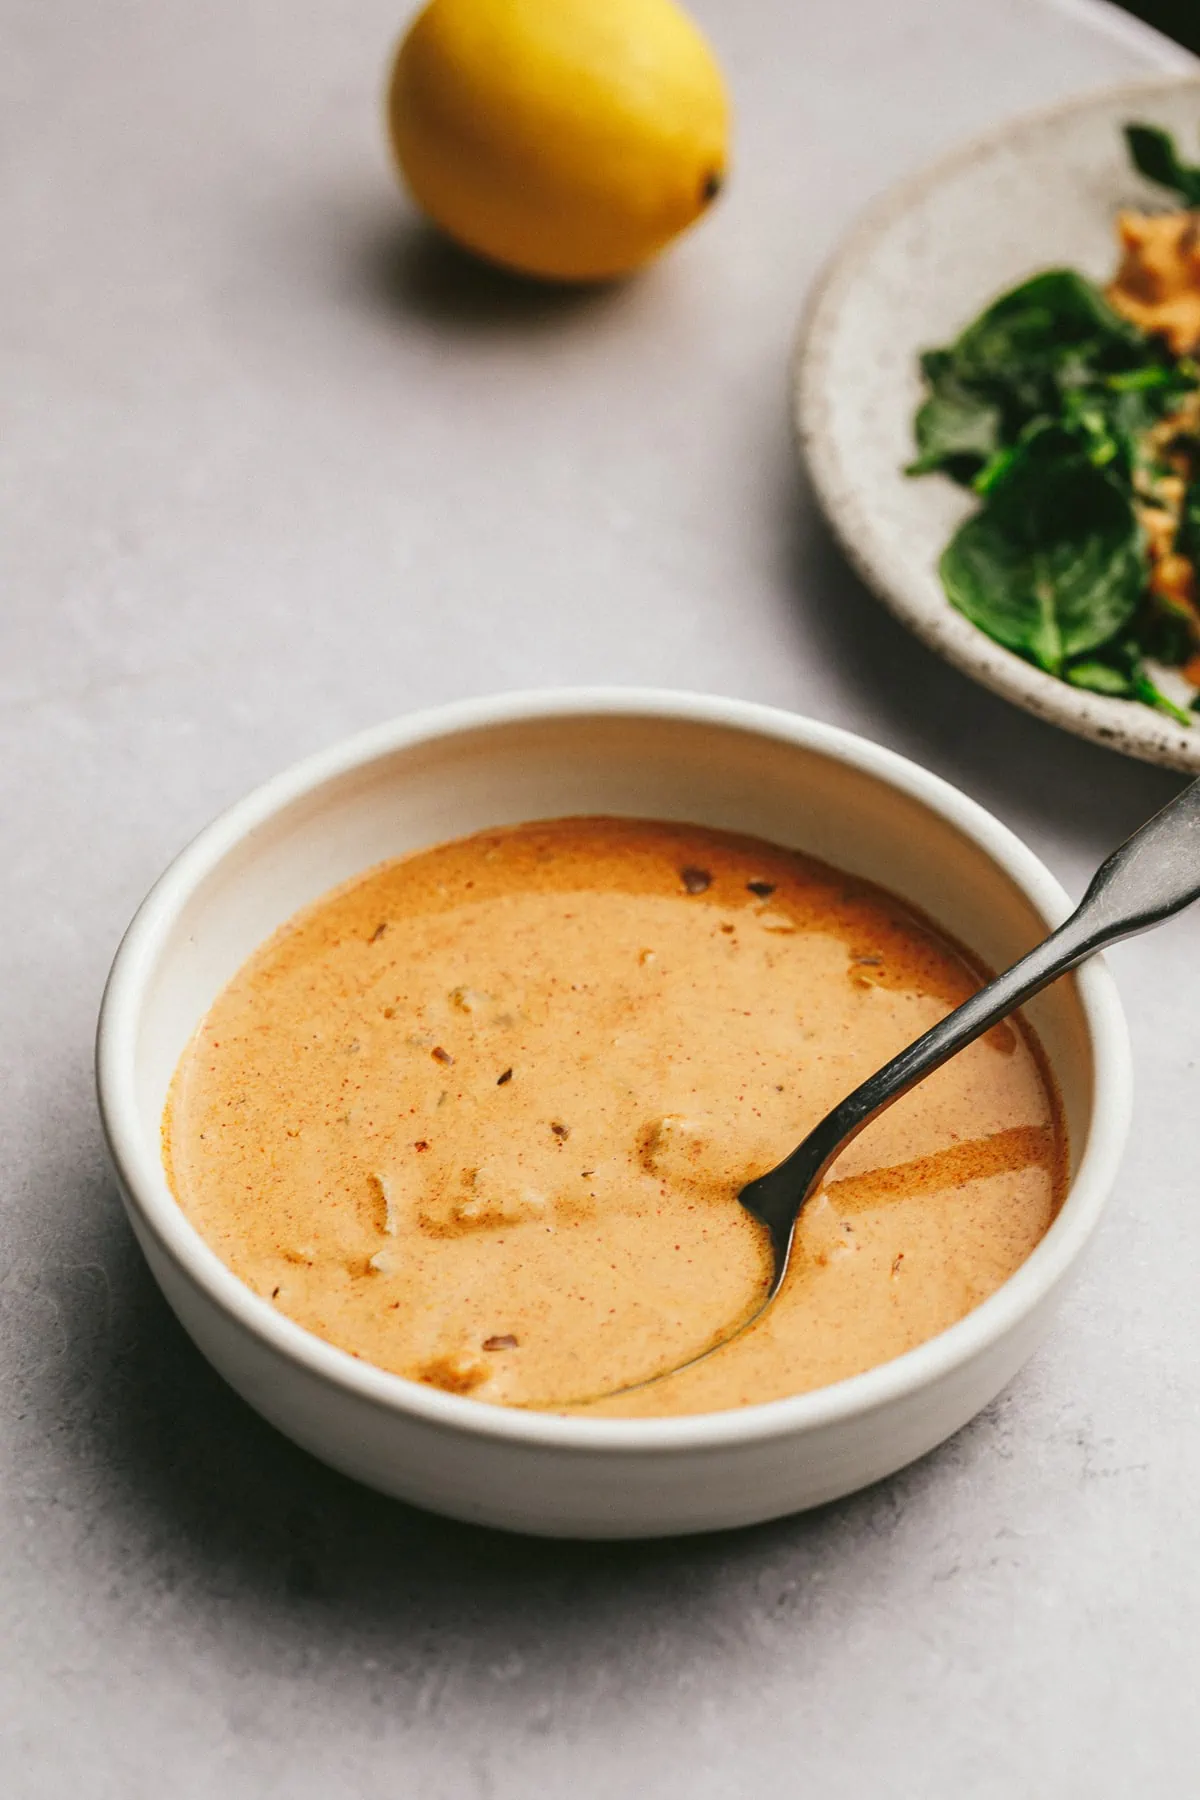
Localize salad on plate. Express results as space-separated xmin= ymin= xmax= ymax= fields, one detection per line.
xmin=909 ymin=123 xmax=1200 ymax=723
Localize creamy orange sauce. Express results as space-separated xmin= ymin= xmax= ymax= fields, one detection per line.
xmin=163 ymin=818 xmax=1066 ymax=1416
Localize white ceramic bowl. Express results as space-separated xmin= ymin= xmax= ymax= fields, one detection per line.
xmin=96 ymin=690 xmax=1132 ymax=1538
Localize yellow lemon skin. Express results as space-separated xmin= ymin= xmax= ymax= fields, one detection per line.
xmin=387 ymin=0 xmax=730 ymax=282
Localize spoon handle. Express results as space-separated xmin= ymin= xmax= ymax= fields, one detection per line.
xmin=866 ymin=773 xmax=1200 ymax=1095
xmin=742 ymin=778 xmax=1200 ymax=1283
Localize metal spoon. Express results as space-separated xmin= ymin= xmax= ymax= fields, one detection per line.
xmin=740 ymin=775 xmax=1200 ymax=1298
xmin=556 ymin=777 xmax=1200 ymax=1409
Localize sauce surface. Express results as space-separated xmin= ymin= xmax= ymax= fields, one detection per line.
xmin=164 ymin=818 xmax=1066 ymax=1416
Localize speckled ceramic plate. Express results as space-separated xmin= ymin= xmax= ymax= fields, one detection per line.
xmin=796 ymin=74 xmax=1200 ymax=772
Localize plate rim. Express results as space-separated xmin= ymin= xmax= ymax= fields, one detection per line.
xmin=794 ymin=71 xmax=1200 ymax=773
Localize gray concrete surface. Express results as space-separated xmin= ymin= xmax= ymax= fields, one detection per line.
xmin=2 ymin=1 xmax=1198 ymax=1793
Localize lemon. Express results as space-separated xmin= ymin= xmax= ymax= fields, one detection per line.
xmin=386 ymin=0 xmax=730 ymax=282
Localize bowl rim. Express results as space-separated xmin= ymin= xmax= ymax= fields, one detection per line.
xmin=96 ymin=687 xmax=1133 ymax=1454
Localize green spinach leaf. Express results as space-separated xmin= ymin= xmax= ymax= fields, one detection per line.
xmin=951 ymin=271 xmax=1142 ymax=384
xmin=939 ymin=426 xmax=1146 ymax=673
xmin=1045 ymin=372 xmax=1194 ymax=495
xmin=1131 ymin=670 xmax=1193 ymax=725
xmin=1125 ymin=123 xmax=1200 ymax=207
xmin=1066 ymin=651 xmax=1192 ymax=723
xmin=909 ymin=271 xmax=1166 ymax=482
xmin=908 ymin=379 xmax=1003 ymax=479
xmin=1064 ymin=659 xmax=1136 ymax=695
